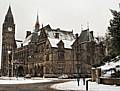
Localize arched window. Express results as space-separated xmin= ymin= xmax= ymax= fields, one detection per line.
xmin=46 ymin=54 xmax=49 ymax=61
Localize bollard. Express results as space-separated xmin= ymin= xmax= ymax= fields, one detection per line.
xmin=77 ymin=78 xmax=80 ymax=86
xmin=83 ymin=78 xmax=85 ymax=85
xmin=86 ymin=80 xmax=88 ymax=91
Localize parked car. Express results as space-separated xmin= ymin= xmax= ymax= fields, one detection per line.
xmin=58 ymin=74 xmax=68 ymax=79
xmin=24 ymin=74 xmax=31 ymax=78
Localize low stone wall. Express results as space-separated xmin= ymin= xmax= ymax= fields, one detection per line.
xmin=99 ymin=77 xmax=120 ymax=85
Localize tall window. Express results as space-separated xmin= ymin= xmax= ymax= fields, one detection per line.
xmin=46 ymin=54 xmax=49 ymax=61
xmin=58 ymin=52 xmax=64 ymax=61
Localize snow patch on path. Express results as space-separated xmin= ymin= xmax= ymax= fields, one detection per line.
xmin=51 ymin=79 xmax=120 ymax=91
xmin=51 ymin=79 xmax=85 ymax=91
xmin=0 ymin=77 xmax=52 ymax=84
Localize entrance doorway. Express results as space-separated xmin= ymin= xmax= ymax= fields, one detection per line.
xmin=37 ymin=65 xmax=43 ymax=77
xmin=17 ymin=66 xmax=24 ymax=77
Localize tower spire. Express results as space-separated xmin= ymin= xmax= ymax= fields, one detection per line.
xmin=7 ymin=5 xmax=13 ymax=16
xmin=4 ymin=5 xmax=14 ymax=23
xmin=81 ymin=24 xmax=83 ymax=31
xmin=35 ymin=13 xmax=40 ymax=30
xmin=87 ymin=22 xmax=89 ymax=30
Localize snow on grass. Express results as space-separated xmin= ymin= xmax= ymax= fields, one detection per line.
xmin=51 ymin=79 xmax=120 ymax=91
xmin=0 ymin=77 xmax=52 ymax=84
xmin=89 ymin=82 xmax=120 ymax=91
xmin=100 ymin=56 xmax=120 ymax=71
xmin=51 ymin=79 xmax=86 ymax=90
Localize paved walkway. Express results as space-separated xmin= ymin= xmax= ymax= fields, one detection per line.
xmin=0 ymin=80 xmax=71 ymax=91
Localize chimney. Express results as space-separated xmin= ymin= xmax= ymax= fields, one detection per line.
xmin=75 ymin=33 xmax=78 ymax=39
xmin=26 ymin=31 xmax=31 ymax=38
xmin=90 ymin=31 xmax=93 ymax=38
xmin=21 ymin=43 xmax=23 ymax=47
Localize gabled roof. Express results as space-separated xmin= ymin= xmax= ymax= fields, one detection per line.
xmin=22 ymin=24 xmax=75 ymax=49
xmin=23 ymin=34 xmax=32 ymax=46
xmin=48 ymin=37 xmax=75 ymax=49
xmin=72 ymin=29 xmax=94 ymax=46
xmin=43 ymin=25 xmax=75 ymax=49
xmin=79 ymin=29 xmax=94 ymax=43
xmin=42 ymin=25 xmax=75 ymax=40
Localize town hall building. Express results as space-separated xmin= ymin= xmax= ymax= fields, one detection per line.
xmin=1 ymin=6 xmax=105 ymax=77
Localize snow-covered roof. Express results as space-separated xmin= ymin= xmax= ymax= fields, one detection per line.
xmin=16 ymin=42 xmax=22 ymax=48
xmin=22 ymin=25 xmax=75 ymax=49
xmin=94 ymin=37 xmax=100 ymax=44
xmin=43 ymin=25 xmax=75 ymax=49
xmin=48 ymin=38 xmax=75 ymax=49
xmin=45 ymin=29 xmax=74 ymax=41
xmin=23 ymin=34 xmax=32 ymax=46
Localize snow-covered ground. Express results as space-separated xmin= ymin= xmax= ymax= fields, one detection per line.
xmin=99 ymin=56 xmax=120 ymax=77
xmin=0 ymin=77 xmax=52 ymax=84
xmin=100 ymin=56 xmax=120 ymax=71
xmin=51 ymin=79 xmax=120 ymax=91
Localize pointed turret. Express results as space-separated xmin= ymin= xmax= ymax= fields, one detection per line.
xmin=42 ymin=23 xmax=44 ymax=28
xmin=35 ymin=14 xmax=40 ymax=30
xmin=4 ymin=5 xmax=14 ymax=23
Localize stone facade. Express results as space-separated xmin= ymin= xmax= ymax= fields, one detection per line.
xmin=1 ymin=6 xmax=105 ymax=77
xmin=72 ymin=29 xmax=105 ymax=76
xmin=13 ymin=24 xmax=75 ymax=77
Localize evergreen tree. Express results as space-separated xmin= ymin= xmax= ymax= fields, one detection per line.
xmin=108 ymin=9 xmax=120 ymax=56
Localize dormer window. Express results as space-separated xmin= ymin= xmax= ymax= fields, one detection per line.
xmin=57 ymin=40 xmax=64 ymax=50
xmin=55 ymin=33 xmax=59 ymax=39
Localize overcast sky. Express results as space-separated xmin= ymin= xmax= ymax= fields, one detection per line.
xmin=0 ymin=0 xmax=120 ymax=65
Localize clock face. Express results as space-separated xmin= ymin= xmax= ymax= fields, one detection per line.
xmin=8 ymin=27 xmax=12 ymax=31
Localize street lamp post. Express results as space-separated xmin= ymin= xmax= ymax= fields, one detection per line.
xmin=8 ymin=50 xmax=15 ymax=77
xmin=11 ymin=50 xmax=14 ymax=77
xmin=76 ymin=64 xmax=80 ymax=86
xmin=8 ymin=50 xmax=11 ymax=77
xmin=75 ymin=33 xmax=81 ymax=86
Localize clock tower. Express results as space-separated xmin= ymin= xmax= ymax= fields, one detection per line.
xmin=1 ymin=6 xmax=17 ymax=76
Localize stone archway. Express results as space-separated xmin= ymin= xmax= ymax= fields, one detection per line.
xmin=34 ymin=65 xmax=38 ymax=77
xmin=17 ymin=65 xmax=24 ymax=77
xmin=37 ymin=65 xmax=43 ymax=77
